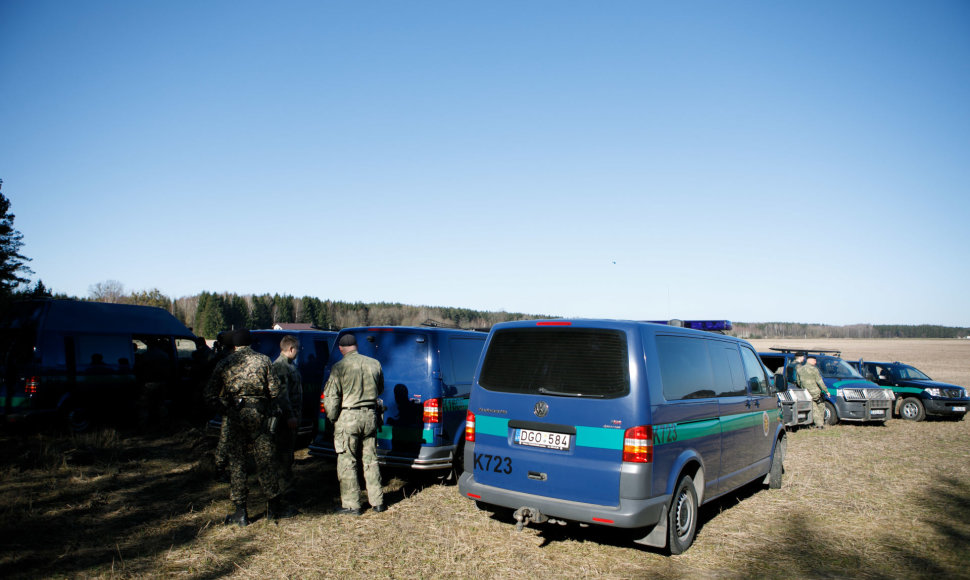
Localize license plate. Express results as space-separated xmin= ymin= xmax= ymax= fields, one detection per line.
xmin=954 ymin=406 xmax=966 ymax=412
xmin=514 ymin=428 xmax=571 ymax=450
xmin=871 ymin=409 xmax=884 ymax=416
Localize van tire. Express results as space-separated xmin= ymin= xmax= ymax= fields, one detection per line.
xmin=668 ymin=475 xmax=698 ymax=555
xmin=447 ymin=440 xmax=465 ymax=484
xmin=824 ymin=402 xmax=839 ymax=425
xmin=66 ymin=407 xmax=91 ymax=433
xmin=899 ymin=397 xmax=925 ymax=422
xmin=768 ymin=435 xmax=786 ymax=489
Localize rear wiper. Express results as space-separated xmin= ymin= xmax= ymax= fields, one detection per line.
xmin=537 ymin=387 xmax=606 ymax=398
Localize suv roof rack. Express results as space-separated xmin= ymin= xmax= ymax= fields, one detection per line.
xmin=769 ymin=346 xmax=842 ymax=357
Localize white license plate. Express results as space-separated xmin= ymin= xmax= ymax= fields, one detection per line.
xmin=514 ymin=428 xmax=571 ymax=450
xmin=954 ymin=406 xmax=966 ymax=412
xmin=871 ymin=409 xmax=884 ymax=416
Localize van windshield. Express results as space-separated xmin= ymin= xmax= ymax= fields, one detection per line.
xmin=479 ymin=328 xmax=629 ymax=398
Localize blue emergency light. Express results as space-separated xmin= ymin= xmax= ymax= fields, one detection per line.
xmin=646 ymin=320 xmax=733 ymax=332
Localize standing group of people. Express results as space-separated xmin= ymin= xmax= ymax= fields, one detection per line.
xmin=204 ymin=330 xmax=385 ymax=526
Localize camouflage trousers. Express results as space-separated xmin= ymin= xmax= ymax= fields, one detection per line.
xmin=334 ymin=408 xmax=383 ymax=510
xmin=276 ymin=422 xmax=297 ymax=494
xmin=226 ymin=409 xmax=282 ymax=505
xmin=812 ymin=399 xmax=826 ymax=427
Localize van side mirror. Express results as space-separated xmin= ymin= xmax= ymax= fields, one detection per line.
xmin=774 ymin=373 xmax=787 ymax=392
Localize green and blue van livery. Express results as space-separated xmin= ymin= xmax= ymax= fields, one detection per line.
xmin=854 ymin=360 xmax=967 ymax=421
xmin=459 ymin=319 xmax=786 ymax=554
xmin=0 ymin=299 xmax=201 ymax=431
xmin=308 ymin=326 xmax=486 ymax=471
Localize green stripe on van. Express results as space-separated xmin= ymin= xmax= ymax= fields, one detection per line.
xmin=892 ymin=387 xmax=923 ymax=395
xmin=575 ymin=426 xmax=624 ymax=449
xmin=476 ymin=409 xmax=773 ymax=450
xmin=476 ymin=415 xmax=509 ymax=438
xmin=375 ymin=425 xmax=430 ymax=443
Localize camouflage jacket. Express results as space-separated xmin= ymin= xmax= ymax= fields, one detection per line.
xmin=205 ymin=346 xmax=280 ymax=412
xmin=323 ymin=351 xmax=383 ymax=423
xmin=796 ymin=364 xmax=827 ymax=400
xmin=273 ymin=354 xmax=303 ymax=421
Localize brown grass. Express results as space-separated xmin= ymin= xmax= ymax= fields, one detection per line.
xmin=1 ymin=339 xmax=968 ymax=579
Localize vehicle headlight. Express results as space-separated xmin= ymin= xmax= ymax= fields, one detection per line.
xmin=925 ymin=388 xmax=942 ymax=397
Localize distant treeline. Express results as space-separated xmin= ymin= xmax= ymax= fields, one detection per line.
xmin=177 ymin=292 xmax=540 ymax=338
xmin=731 ymin=322 xmax=970 ymax=340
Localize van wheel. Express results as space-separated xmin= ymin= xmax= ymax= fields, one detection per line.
xmin=824 ymin=402 xmax=839 ymax=426
xmin=67 ymin=408 xmax=91 ymax=433
xmin=900 ymin=398 xmax=925 ymax=422
xmin=447 ymin=440 xmax=465 ymax=484
xmin=769 ymin=435 xmax=786 ymax=489
xmin=668 ymin=475 xmax=698 ymax=555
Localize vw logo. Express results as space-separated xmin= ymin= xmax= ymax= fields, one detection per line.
xmin=534 ymin=401 xmax=549 ymax=418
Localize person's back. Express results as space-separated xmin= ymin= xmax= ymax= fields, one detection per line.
xmin=326 ymin=351 xmax=383 ymax=412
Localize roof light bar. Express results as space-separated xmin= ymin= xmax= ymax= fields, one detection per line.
xmin=647 ymin=320 xmax=733 ymax=332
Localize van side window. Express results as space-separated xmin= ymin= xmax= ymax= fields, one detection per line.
xmin=739 ymin=347 xmax=769 ymax=395
xmin=710 ymin=345 xmax=746 ymax=397
xmin=656 ymin=335 xmax=715 ymax=400
xmin=175 ymin=338 xmax=197 ymax=361
xmin=76 ymin=335 xmax=131 ymax=371
xmin=443 ymin=338 xmax=485 ymax=387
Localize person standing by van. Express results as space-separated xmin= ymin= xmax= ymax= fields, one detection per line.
xmin=797 ymin=356 xmax=828 ymax=429
xmin=324 ymin=333 xmax=385 ymax=515
xmin=207 ymin=329 xmax=288 ymax=526
xmin=273 ymin=335 xmax=302 ymax=499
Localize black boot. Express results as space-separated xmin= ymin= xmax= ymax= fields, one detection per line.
xmin=267 ymin=496 xmax=297 ymax=521
xmin=224 ymin=503 xmax=249 ymax=527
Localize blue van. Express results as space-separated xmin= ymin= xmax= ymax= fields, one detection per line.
xmin=458 ymin=319 xmax=786 ymax=554
xmin=0 ymin=299 xmax=201 ymax=431
xmin=308 ymin=326 xmax=486 ymax=472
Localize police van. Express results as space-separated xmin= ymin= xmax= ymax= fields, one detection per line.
xmin=458 ymin=319 xmax=786 ymax=554
xmin=308 ymin=325 xmax=486 ymax=473
xmin=0 ymin=299 xmax=201 ymax=431
xmin=763 ymin=348 xmax=893 ymax=425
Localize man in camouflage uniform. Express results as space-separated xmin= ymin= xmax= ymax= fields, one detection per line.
xmin=208 ymin=331 xmax=235 ymax=476
xmin=272 ymin=335 xmax=302 ymax=499
xmin=206 ymin=329 xmax=290 ymax=526
xmin=796 ymin=355 xmax=828 ymax=429
xmin=324 ymin=333 xmax=385 ymax=515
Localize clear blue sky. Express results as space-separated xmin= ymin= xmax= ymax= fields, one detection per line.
xmin=2 ymin=1 xmax=968 ymax=326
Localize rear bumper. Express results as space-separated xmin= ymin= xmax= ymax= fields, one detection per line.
xmin=458 ymin=471 xmax=668 ymax=529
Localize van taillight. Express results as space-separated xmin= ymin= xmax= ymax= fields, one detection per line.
xmin=465 ymin=411 xmax=476 ymax=442
xmin=423 ymin=398 xmax=441 ymax=423
xmin=26 ymin=376 xmax=39 ymax=396
xmin=622 ymin=425 xmax=653 ymax=463
xmin=319 ymin=392 xmax=325 ymax=415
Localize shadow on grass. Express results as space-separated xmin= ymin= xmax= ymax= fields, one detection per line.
xmin=732 ymin=476 xmax=970 ymax=578
xmin=0 ymin=424 xmax=269 ymax=578
xmin=520 ymin=479 xmax=766 ymax=552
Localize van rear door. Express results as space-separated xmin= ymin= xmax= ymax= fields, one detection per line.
xmin=471 ymin=326 xmax=632 ymax=507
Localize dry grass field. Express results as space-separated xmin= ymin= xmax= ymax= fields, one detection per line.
xmin=1 ymin=339 xmax=968 ymax=579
